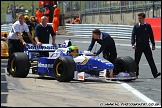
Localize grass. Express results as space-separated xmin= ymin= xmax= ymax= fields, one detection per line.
xmin=1 ymin=1 xmax=39 ymax=23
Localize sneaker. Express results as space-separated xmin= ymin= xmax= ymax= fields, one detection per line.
xmin=154 ymin=72 xmax=161 ymax=78
xmin=6 ymin=68 xmax=11 ymax=76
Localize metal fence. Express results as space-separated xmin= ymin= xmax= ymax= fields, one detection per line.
xmin=1 ymin=23 xmax=13 ymax=32
xmin=57 ymin=1 xmax=161 ymax=25
xmin=58 ymin=1 xmax=161 ymax=16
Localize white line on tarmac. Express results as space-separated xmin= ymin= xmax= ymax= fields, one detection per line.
xmin=120 ymin=82 xmax=156 ymax=103
xmin=142 ymin=63 xmax=161 ymax=65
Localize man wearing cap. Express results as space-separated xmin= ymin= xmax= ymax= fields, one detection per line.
xmin=22 ymin=15 xmax=35 ymax=43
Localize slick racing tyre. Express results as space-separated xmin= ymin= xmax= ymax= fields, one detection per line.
xmin=113 ymin=56 xmax=137 ymax=77
xmin=8 ymin=52 xmax=30 ymax=77
xmin=53 ymin=56 xmax=76 ymax=82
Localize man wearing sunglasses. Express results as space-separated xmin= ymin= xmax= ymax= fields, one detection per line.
xmin=131 ymin=12 xmax=161 ymax=78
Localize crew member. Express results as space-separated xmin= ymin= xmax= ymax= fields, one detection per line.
xmin=34 ymin=16 xmax=56 ymax=57
xmin=7 ymin=13 xmax=36 ymax=75
xmin=52 ymin=14 xmax=59 ymax=34
xmin=87 ymin=29 xmax=117 ymax=64
xmin=53 ymin=5 xmax=60 ymax=25
xmin=131 ymin=12 xmax=161 ymax=78
xmin=22 ymin=15 xmax=35 ymax=43
xmin=35 ymin=9 xmax=43 ymax=23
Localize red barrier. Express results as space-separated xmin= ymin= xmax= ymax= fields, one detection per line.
xmin=145 ymin=18 xmax=161 ymax=41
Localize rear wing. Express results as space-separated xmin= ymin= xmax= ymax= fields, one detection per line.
xmin=24 ymin=44 xmax=57 ymax=52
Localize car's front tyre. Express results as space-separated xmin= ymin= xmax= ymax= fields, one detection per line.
xmin=8 ymin=52 xmax=30 ymax=77
xmin=53 ymin=56 xmax=76 ymax=82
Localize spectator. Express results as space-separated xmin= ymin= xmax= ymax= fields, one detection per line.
xmin=16 ymin=5 xmax=19 ymax=9
xmin=21 ymin=5 xmax=24 ymax=10
xmin=6 ymin=3 xmax=9 ymax=9
xmin=73 ymin=2 xmax=80 ymax=11
xmin=35 ymin=8 xmax=38 ymax=15
xmin=30 ymin=5 xmax=34 ymax=11
xmin=66 ymin=1 xmax=70 ymax=12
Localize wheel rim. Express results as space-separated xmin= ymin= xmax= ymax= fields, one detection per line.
xmin=56 ymin=61 xmax=63 ymax=76
xmin=11 ymin=58 xmax=16 ymax=72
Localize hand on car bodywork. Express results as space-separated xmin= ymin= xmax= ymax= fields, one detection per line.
xmin=52 ymin=41 xmax=56 ymax=47
xmin=37 ymin=41 xmax=42 ymax=46
xmin=91 ymin=54 xmax=96 ymax=56
xmin=91 ymin=52 xmax=97 ymax=56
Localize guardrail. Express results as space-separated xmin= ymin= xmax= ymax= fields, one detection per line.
xmin=65 ymin=24 xmax=133 ymax=39
xmin=1 ymin=23 xmax=13 ymax=32
xmin=1 ymin=23 xmax=134 ymax=39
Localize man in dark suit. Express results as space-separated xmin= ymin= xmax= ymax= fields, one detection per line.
xmin=87 ymin=29 xmax=117 ymax=64
xmin=131 ymin=12 xmax=161 ymax=78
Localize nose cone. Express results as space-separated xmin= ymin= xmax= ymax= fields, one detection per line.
xmin=100 ymin=61 xmax=114 ymax=70
xmin=89 ymin=57 xmax=114 ymax=70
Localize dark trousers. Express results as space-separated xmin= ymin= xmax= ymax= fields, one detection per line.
xmin=102 ymin=43 xmax=117 ymax=64
xmin=135 ymin=45 xmax=158 ymax=77
xmin=7 ymin=39 xmax=24 ymax=70
xmin=8 ymin=39 xmax=24 ymax=57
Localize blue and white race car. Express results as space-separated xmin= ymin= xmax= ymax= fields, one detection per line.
xmin=7 ymin=39 xmax=137 ymax=82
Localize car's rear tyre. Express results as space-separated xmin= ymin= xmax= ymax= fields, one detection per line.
xmin=113 ymin=56 xmax=137 ymax=77
xmin=53 ymin=56 xmax=76 ymax=82
xmin=8 ymin=52 xmax=30 ymax=77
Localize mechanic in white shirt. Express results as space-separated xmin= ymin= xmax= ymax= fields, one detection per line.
xmin=7 ymin=13 xmax=36 ymax=75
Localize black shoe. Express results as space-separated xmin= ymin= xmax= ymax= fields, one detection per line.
xmin=154 ymin=72 xmax=161 ymax=78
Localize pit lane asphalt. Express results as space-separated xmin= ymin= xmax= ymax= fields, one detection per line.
xmin=1 ymin=36 xmax=161 ymax=107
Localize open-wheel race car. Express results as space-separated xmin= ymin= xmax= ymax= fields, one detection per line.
xmin=7 ymin=39 xmax=137 ymax=82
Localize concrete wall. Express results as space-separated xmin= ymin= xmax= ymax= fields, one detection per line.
xmin=81 ymin=9 xmax=161 ymax=25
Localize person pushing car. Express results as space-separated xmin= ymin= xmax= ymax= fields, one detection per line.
xmin=6 ymin=13 xmax=36 ymax=75
xmin=87 ymin=28 xmax=117 ymax=64
xmin=34 ymin=16 xmax=56 ymax=57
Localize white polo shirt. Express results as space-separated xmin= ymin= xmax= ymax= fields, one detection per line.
xmin=8 ymin=21 xmax=29 ymax=40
